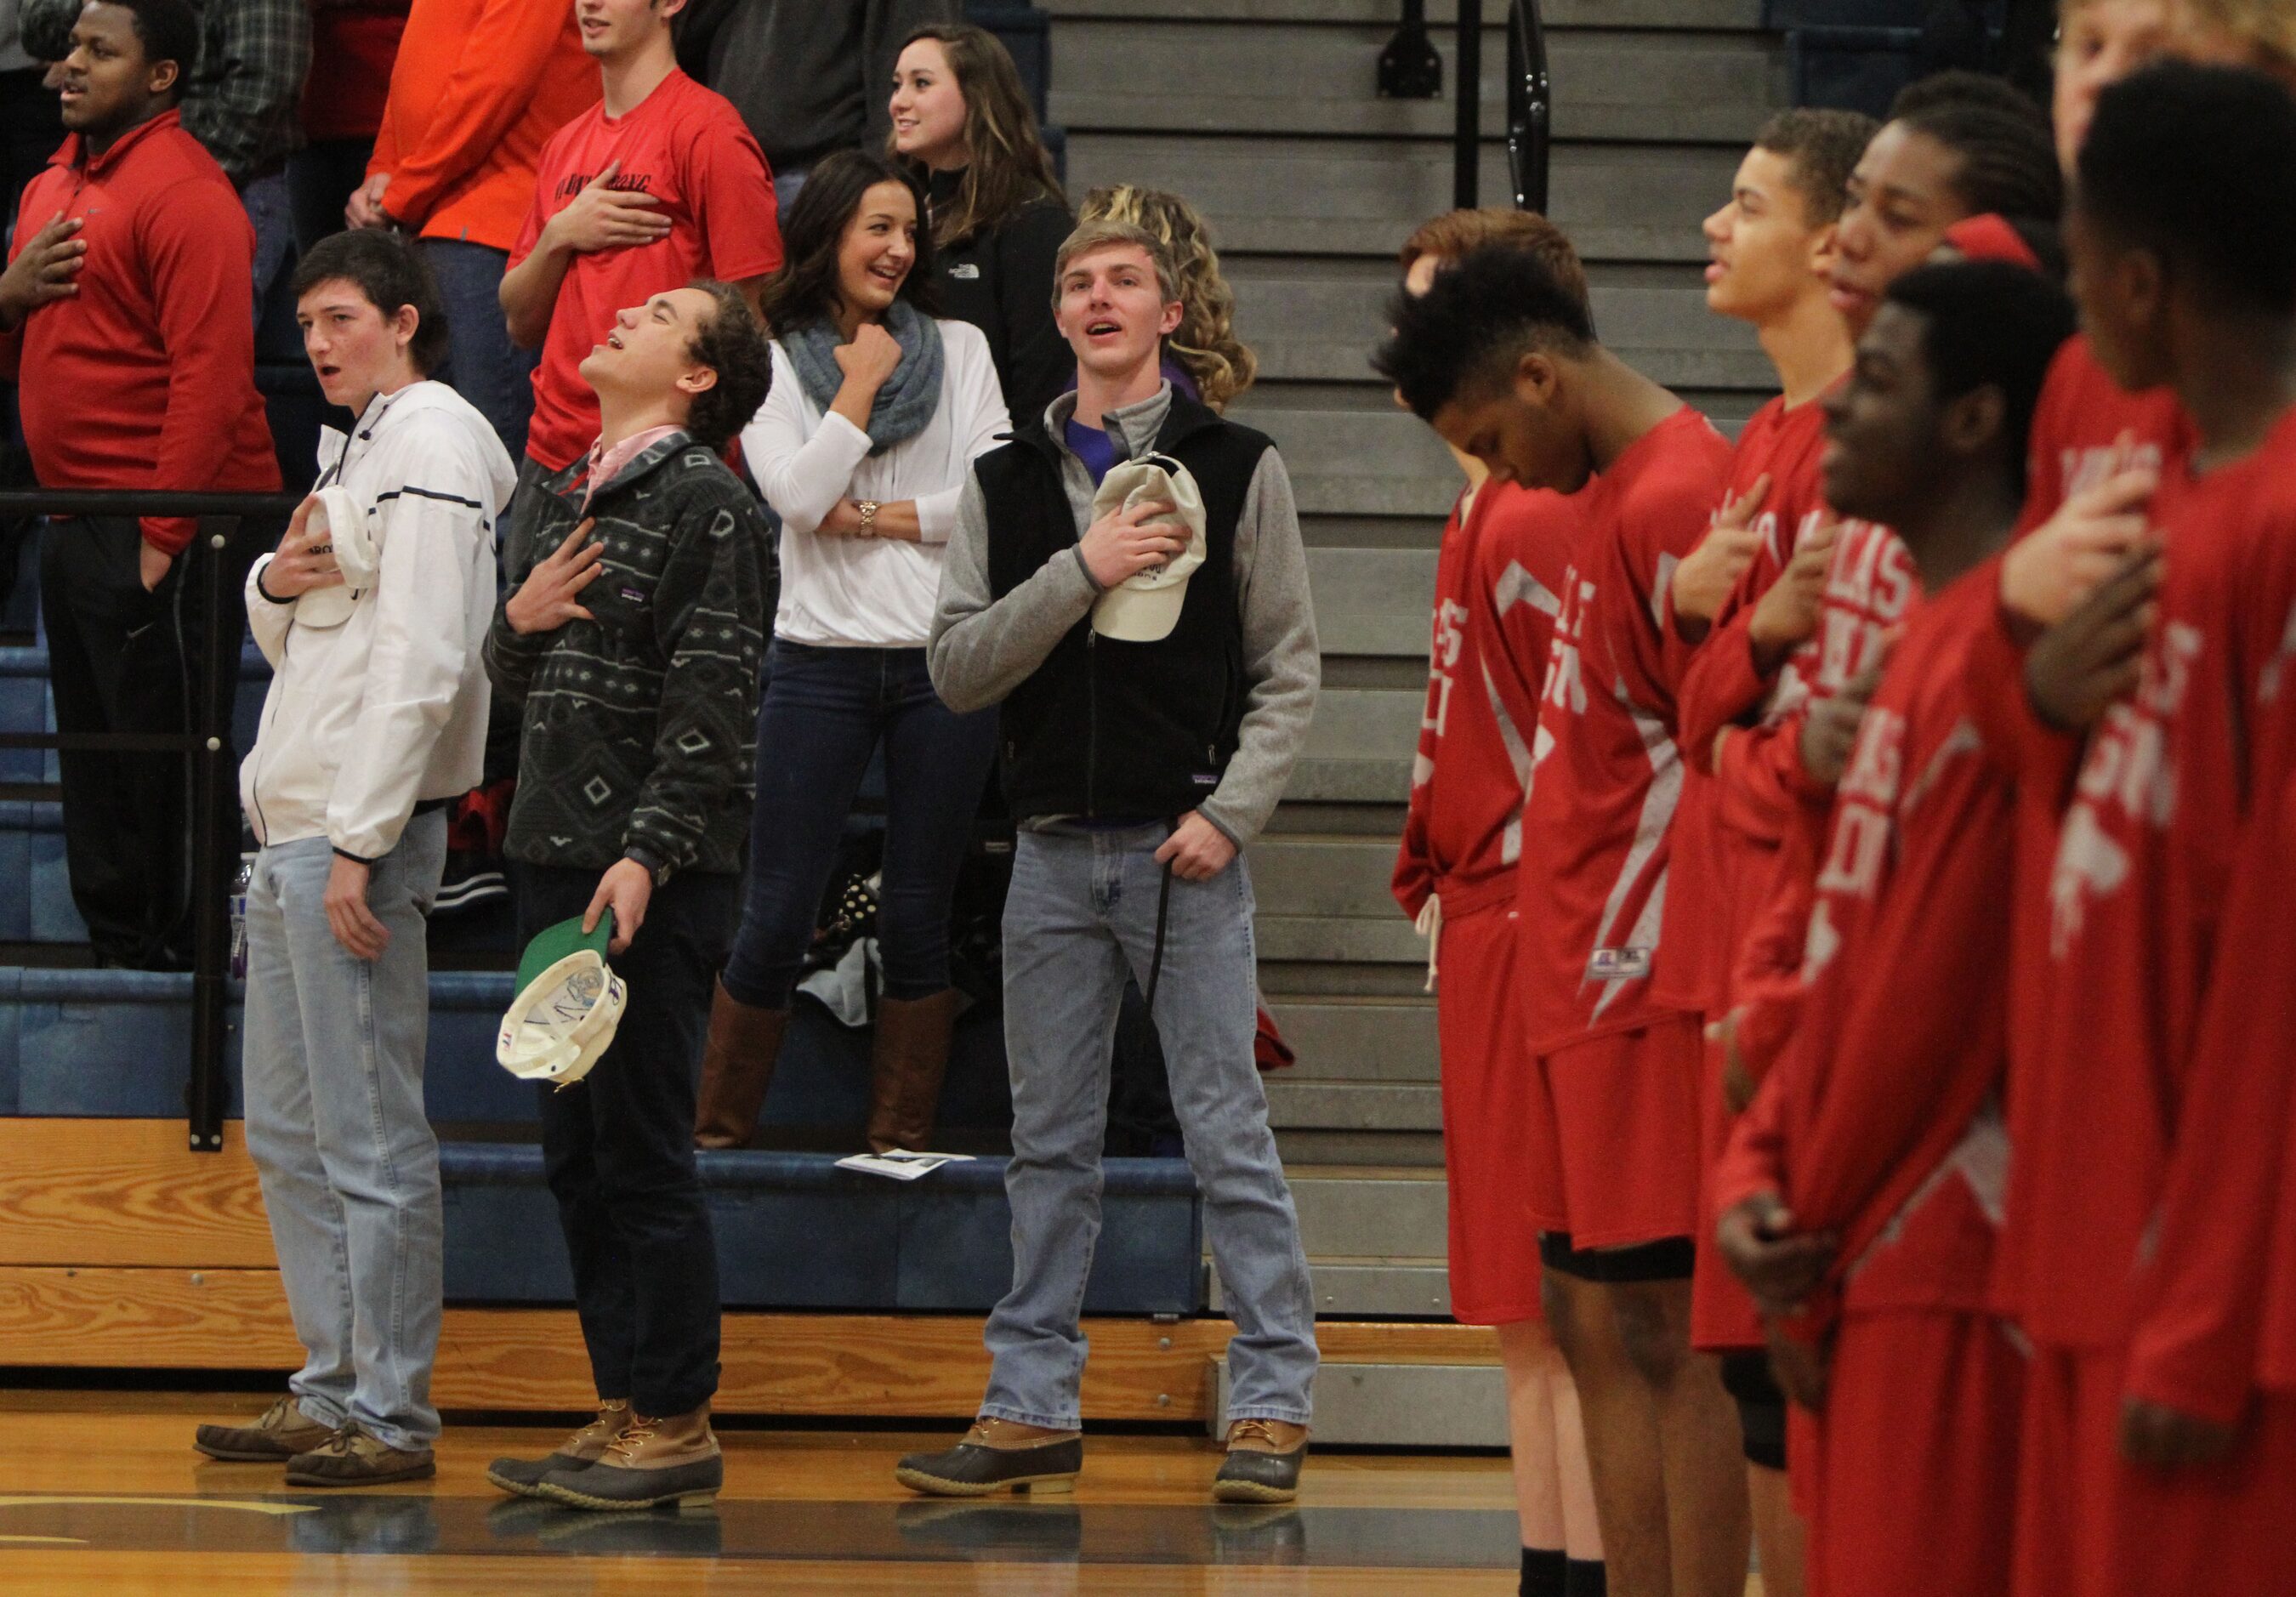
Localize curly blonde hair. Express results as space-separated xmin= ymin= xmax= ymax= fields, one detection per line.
xmin=1078 ymin=185 xmax=1258 ymax=411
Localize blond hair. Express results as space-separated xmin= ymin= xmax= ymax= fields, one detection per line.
xmin=1078 ymin=186 xmax=1259 ymax=412
xmin=2172 ymin=0 xmax=2296 ymax=77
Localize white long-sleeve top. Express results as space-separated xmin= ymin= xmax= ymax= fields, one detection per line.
xmin=742 ymin=316 xmax=1011 ymax=647
xmin=241 ymin=381 xmax=517 ymax=861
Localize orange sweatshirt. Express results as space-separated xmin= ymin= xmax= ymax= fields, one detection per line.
xmin=367 ymin=0 xmax=599 ymax=253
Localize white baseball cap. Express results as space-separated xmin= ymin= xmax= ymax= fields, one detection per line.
xmin=1090 ymin=453 xmax=1208 ymax=644
xmin=497 ymin=913 xmax=626 ymax=1088
xmin=291 ymin=486 xmax=378 ymax=630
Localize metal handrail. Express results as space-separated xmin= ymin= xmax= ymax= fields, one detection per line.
xmin=0 ymin=487 xmax=304 ymax=1156
xmin=1380 ymin=1 xmax=1553 ymax=215
xmin=1508 ymin=0 xmax=1553 ymax=214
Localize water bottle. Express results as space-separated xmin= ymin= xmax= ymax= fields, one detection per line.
xmin=229 ymin=860 xmax=253 ymax=980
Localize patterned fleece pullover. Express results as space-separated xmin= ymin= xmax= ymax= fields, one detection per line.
xmin=483 ymin=431 xmax=772 ymax=881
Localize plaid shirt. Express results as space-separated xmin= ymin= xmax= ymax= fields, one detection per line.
xmin=181 ymin=0 xmax=313 ymax=184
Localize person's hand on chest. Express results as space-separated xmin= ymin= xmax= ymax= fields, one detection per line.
xmin=505 ymin=517 xmax=605 ymax=634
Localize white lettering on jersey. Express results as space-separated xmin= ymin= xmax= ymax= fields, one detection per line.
xmin=1485 ymin=659 xmax=1535 ymax=865
xmin=2059 ymin=438 xmax=2166 ymax=504
xmin=1539 ymin=571 xmax=1594 ymax=726
xmin=2049 ymin=621 xmax=2199 ymax=955
xmin=1815 ymin=706 xmax=1905 ymax=905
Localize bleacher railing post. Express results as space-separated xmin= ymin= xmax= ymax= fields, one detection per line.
xmin=185 ymin=520 xmax=235 ymax=1153
xmin=1454 ymin=0 xmax=1483 ymax=210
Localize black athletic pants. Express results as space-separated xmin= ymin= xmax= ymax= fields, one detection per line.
xmin=518 ymin=861 xmax=736 ymax=1418
xmin=39 ymin=515 xmax=261 ymax=969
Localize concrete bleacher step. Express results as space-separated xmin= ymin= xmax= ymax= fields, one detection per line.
xmin=1213 ymin=1165 xmax=1454 ymax=1317
xmin=1236 ymin=264 xmax=1773 ymax=393
xmin=1067 ymin=132 xmax=1747 ymax=263
xmin=1216 ymin=1356 xmax=1507 ymax=1446
xmin=1051 ymin=19 xmax=1784 ymax=145
xmin=1049 ymin=0 xmax=1762 ymax=26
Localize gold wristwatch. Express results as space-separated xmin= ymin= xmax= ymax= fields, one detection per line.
xmin=856 ymin=499 xmax=881 ymax=537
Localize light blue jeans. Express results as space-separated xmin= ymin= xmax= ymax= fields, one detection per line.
xmin=241 ymin=811 xmax=448 ymax=1451
xmin=981 ymin=823 xmax=1318 ymax=1430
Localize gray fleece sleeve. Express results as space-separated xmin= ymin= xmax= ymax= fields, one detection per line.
xmin=929 ymin=470 xmax=1100 ymax=713
xmin=1199 ymin=450 xmax=1319 ymax=850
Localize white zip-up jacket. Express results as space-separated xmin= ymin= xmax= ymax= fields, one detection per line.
xmin=242 ymin=381 xmax=517 ymax=861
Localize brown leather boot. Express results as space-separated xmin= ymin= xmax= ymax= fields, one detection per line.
xmin=865 ymin=988 xmax=963 ymax=1154
xmin=694 ymin=980 xmax=788 ymax=1151
xmin=535 ymin=1403 xmax=723 ymax=1511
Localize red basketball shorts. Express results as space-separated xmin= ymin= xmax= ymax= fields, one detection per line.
xmin=1434 ymin=904 xmax=1545 ymax=1326
xmin=1525 ymin=1011 xmax=1704 ymax=1250
xmin=1810 ymin=1309 xmax=2026 ymax=1597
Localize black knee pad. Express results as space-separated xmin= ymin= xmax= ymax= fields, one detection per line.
xmin=1538 ymin=1230 xmax=1696 ymax=1284
xmin=1719 ymin=1348 xmax=1787 ymax=1470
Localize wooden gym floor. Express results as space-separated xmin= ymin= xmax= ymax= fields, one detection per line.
xmin=0 ymin=1389 xmax=1571 ymax=1594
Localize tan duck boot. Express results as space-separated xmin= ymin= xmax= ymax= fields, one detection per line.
xmin=486 ymin=1398 xmax=630 ymax=1498
xmin=536 ymin=1403 xmax=723 ymax=1511
xmin=695 ymin=980 xmax=788 ymax=1150
xmin=865 ymin=988 xmax=963 ymax=1154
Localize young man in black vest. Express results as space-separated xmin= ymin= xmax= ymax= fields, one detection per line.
xmin=909 ymin=219 xmax=1321 ymax=1502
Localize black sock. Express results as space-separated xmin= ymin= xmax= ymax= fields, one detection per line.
xmin=1521 ymin=1546 xmax=1567 ymax=1597
xmin=1565 ymin=1557 xmax=1607 ymax=1596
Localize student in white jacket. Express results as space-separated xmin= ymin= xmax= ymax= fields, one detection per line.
xmin=695 ymin=150 xmax=1010 ymax=1157
xmin=193 ymin=231 xmax=516 ymax=1488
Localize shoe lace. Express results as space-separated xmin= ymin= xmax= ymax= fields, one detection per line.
xmin=605 ymin=1414 xmax=658 ymax=1463
xmin=259 ymin=1395 xmax=300 ymax=1430
xmin=1230 ymin=1419 xmax=1280 ymax=1449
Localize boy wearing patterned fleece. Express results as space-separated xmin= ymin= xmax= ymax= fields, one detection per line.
xmin=481 ymin=280 xmax=772 ymax=1513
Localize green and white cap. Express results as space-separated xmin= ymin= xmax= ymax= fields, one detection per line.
xmin=497 ymin=912 xmax=625 ymax=1088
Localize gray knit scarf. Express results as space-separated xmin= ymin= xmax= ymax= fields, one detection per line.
xmin=782 ymin=299 xmax=945 ymax=457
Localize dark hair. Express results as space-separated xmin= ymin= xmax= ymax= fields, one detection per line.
xmin=1896 ymin=101 xmax=2063 ymax=225
xmin=891 ymin=23 xmax=1065 ymax=249
xmin=2078 ymin=60 xmax=2296 ymax=318
xmin=1372 ymin=242 xmax=1599 ymax=421
xmin=1396 ymin=207 xmax=1593 ymax=319
xmin=1753 ymin=107 xmax=1882 ymax=228
xmin=95 ymin=0 xmax=200 ymax=94
xmin=759 ymin=149 xmax=938 ymax=332
xmin=682 ymin=281 xmax=774 ymax=452
xmin=1883 ymin=259 xmax=2075 ymax=492
xmin=1890 ymin=68 xmax=2049 ymax=130
xmin=289 ymin=230 xmax=451 ymax=377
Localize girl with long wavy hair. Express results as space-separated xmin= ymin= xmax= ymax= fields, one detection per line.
xmin=889 ymin=22 xmax=1073 ymax=423
xmin=696 ymin=148 xmax=1011 ymax=1160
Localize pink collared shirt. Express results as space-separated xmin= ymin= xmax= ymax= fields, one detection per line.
xmin=581 ymin=424 xmax=685 ymax=511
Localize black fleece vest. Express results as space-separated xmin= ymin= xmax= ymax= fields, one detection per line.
xmin=979 ymin=393 xmax=1272 ymax=822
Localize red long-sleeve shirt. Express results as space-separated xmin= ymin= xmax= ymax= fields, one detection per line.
xmin=1716 ymin=568 xmax=2018 ymax=1324
xmin=1 ymin=111 xmax=279 ymax=554
xmin=1394 ymin=480 xmax=1578 ymax=921
xmin=368 ymin=0 xmax=600 ymax=250
xmin=1515 ymin=406 xmax=1735 ymax=1050
xmin=2015 ymin=404 xmax=2296 ymax=1360
xmin=1656 ymin=391 xmax=1834 ymax=1018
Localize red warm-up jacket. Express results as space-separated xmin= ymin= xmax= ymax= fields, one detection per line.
xmin=1 ymin=111 xmax=279 ymax=554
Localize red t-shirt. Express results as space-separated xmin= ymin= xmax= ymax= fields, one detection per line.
xmin=1394 ymin=481 xmax=1579 ymax=921
xmin=1515 ymin=405 xmax=1735 ymax=1051
xmin=514 ymin=70 xmax=782 ymax=469
xmin=1657 ymin=389 xmax=1835 ymax=1016
xmin=1715 ymin=567 xmax=2018 ymax=1325
xmin=0 ymin=112 xmax=280 ymax=554
xmin=2013 ymin=404 xmax=2296 ymax=1355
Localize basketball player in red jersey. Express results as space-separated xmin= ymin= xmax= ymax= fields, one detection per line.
xmin=1391 ymin=208 xmax=1605 ymax=1597
xmin=1713 ymin=259 xmax=2075 ymax=1597
xmin=1652 ymin=107 xmax=1873 ymax=1597
xmin=2007 ymin=60 xmax=2296 ymax=1597
xmin=1378 ymin=246 xmax=1742 ymax=1597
